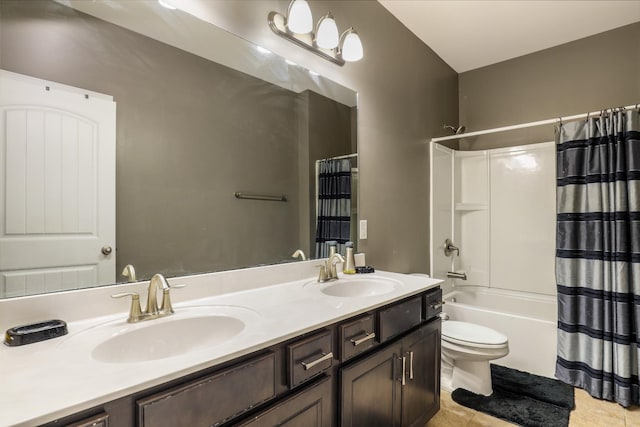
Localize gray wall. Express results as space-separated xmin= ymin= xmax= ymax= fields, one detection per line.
xmin=459 ymin=22 xmax=640 ymax=150
xmin=197 ymin=0 xmax=459 ymax=273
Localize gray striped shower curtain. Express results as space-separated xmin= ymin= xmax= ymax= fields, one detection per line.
xmin=315 ymin=159 xmax=352 ymax=258
xmin=555 ymin=107 xmax=640 ymax=407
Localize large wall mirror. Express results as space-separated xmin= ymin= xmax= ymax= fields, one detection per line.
xmin=0 ymin=0 xmax=358 ymax=298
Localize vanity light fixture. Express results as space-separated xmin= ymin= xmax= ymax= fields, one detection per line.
xmin=268 ymin=0 xmax=363 ymax=66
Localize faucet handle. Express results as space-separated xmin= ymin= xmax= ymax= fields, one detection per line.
xmin=160 ymin=284 xmax=185 ymax=314
xmin=111 ymin=292 xmax=143 ymax=323
xmin=316 ymin=264 xmax=330 ymax=283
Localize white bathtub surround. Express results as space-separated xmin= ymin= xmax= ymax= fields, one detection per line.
xmin=443 ymin=287 xmax=557 ymax=378
xmin=441 ymin=320 xmax=509 ymax=395
xmin=430 ymin=141 xmax=557 ymax=383
xmin=0 ymin=261 xmax=441 ymax=427
xmin=431 ymin=141 xmax=556 ymax=294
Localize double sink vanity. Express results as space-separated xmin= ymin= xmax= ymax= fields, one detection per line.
xmin=0 ymin=261 xmax=442 ymax=427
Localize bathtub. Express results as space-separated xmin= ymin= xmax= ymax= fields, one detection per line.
xmin=443 ymin=286 xmax=557 ymax=378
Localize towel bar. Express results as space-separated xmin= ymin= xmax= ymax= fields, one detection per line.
xmin=234 ymin=192 xmax=288 ymax=202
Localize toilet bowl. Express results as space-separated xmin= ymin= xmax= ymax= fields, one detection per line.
xmin=441 ymin=320 xmax=509 ymax=396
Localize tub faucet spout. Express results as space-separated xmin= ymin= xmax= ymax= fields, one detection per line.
xmin=447 ymin=271 xmax=467 ymax=280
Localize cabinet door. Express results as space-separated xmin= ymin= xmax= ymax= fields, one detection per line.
xmin=340 ymin=341 xmax=402 ymax=427
xmin=401 ymin=320 xmax=441 ymax=427
xmin=236 ymin=376 xmax=332 ymax=427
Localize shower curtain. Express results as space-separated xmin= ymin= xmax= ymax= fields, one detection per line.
xmin=315 ymin=159 xmax=352 ymax=258
xmin=555 ymin=107 xmax=640 ymax=407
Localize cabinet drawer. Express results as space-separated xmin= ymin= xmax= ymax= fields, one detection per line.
xmin=339 ymin=314 xmax=376 ymax=361
xmin=378 ymin=296 xmax=423 ymax=342
xmin=236 ymin=376 xmax=332 ymax=426
xmin=424 ymin=287 xmax=443 ymax=320
xmin=64 ymin=413 xmax=108 ymax=427
xmin=137 ymin=352 xmax=276 ymax=427
xmin=287 ymin=330 xmax=333 ymax=388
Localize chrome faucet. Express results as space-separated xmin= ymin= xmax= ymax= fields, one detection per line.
xmin=317 ymin=253 xmax=345 ymax=282
xmin=112 ymin=273 xmax=184 ymax=323
xmin=146 ymin=273 xmax=171 ymax=316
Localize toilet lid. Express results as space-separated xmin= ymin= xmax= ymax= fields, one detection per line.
xmin=442 ymin=321 xmax=507 ymax=346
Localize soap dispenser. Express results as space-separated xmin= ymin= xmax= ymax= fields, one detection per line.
xmin=343 ymin=241 xmax=356 ymax=274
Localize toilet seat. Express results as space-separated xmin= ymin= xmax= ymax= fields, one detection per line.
xmin=442 ymin=321 xmax=507 ymax=349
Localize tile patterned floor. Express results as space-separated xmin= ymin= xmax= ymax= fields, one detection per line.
xmin=426 ymin=388 xmax=640 ymax=427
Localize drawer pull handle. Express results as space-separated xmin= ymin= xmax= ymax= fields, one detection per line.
xmin=301 ymin=352 xmax=333 ymax=370
xmin=409 ymin=351 xmax=414 ymax=380
xmin=430 ymin=301 xmax=445 ymax=309
xmin=350 ymin=332 xmax=376 ymax=346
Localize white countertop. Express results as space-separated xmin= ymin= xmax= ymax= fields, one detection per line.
xmin=0 ymin=265 xmax=440 ymax=427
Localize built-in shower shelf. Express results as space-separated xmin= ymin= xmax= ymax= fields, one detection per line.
xmin=455 ymin=203 xmax=488 ymax=211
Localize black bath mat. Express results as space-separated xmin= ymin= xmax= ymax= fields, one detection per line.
xmin=451 ymin=364 xmax=574 ymax=427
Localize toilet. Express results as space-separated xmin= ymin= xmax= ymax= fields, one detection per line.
xmin=441 ymin=320 xmax=509 ymax=396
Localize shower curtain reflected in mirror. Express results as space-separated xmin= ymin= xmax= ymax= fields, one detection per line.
xmin=555 ymin=107 xmax=640 ymax=407
xmin=315 ymin=158 xmax=353 ymax=258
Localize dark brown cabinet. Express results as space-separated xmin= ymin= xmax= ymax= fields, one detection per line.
xmin=236 ymin=376 xmax=332 ymax=427
xmin=400 ymin=320 xmax=441 ymax=427
xmin=340 ymin=341 xmax=403 ymax=427
xmin=41 ymin=287 xmax=442 ymax=427
xmin=340 ymin=320 xmax=441 ymax=427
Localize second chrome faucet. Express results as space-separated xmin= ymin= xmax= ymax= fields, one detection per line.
xmin=112 ymin=273 xmax=184 ymax=323
xmin=317 ymin=253 xmax=345 ymax=282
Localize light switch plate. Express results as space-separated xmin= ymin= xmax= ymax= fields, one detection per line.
xmin=359 ymin=219 xmax=367 ymax=240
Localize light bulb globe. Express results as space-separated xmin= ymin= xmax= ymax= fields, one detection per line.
xmin=287 ymin=0 xmax=313 ymax=34
xmin=341 ymin=29 xmax=363 ymax=62
xmin=316 ymin=14 xmax=339 ymax=49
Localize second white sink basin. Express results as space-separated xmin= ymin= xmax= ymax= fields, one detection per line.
xmin=311 ymin=276 xmax=404 ymax=298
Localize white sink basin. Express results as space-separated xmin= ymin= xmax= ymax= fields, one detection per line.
xmin=310 ymin=276 xmax=404 ymax=298
xmin=92 ymin=314 xmax=245 ymax=363
xmin=61 ymin=306 xmax=258 ymax=364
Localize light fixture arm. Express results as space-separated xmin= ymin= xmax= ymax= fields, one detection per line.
xmin=268 ymin=11 xmax=346 ymax=66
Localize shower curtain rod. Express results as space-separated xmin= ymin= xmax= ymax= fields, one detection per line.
xmin=316 ymin=153 xmax=358 ymax=162
xmin=430 ymin=103 xmax=639 ymax=143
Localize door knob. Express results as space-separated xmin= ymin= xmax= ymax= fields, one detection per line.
xmin=101 ymin=246 xmax=113 ymax=255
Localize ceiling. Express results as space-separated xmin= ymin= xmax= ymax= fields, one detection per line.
xmin=378 ymin=0 xmax=640 ymax=73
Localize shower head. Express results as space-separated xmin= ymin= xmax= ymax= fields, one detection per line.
xmin=443 ymin=124 xmax=466 ymax=135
